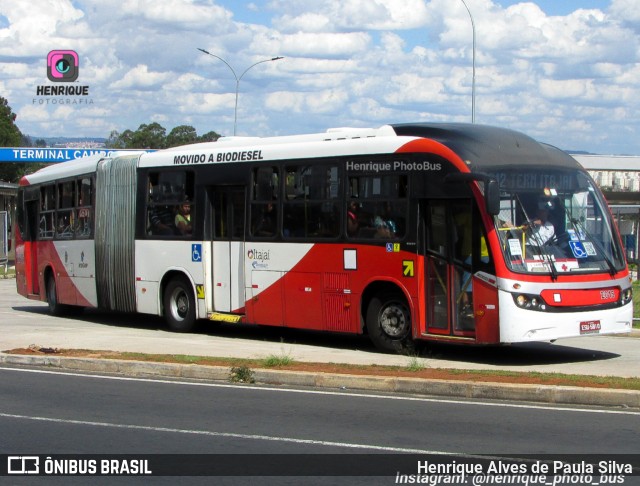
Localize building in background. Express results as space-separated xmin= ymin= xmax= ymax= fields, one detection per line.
xmin=573 ymin=155 xmax=640 ymax=268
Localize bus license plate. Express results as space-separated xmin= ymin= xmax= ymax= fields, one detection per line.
xmin=580 ymin=320 xmax=601 ymax=334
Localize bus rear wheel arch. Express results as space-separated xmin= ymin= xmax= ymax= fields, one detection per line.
xmin=44 ymin=269 xmax=74 ymax=316
xmin=364 ymin=287 xmax=414 ymax=354
xmin=162 ymin=275 xmax=197 ymax=333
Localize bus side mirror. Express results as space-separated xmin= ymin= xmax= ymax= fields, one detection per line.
xmin=485 ymin=179 xmax=500 ymax=216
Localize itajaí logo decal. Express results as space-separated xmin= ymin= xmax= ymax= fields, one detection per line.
xmin=47 ymin=50 xmax=79 ymax=82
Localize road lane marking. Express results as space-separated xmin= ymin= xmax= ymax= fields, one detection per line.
xmin=1 ymin=366 xmax=639 ymax=416
xmin=0 ymin=411 xmax=472 ymax=455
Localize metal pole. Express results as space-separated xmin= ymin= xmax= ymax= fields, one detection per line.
xmin=459 ymin=0 xmax=476 ymax=123
xmin=235 ymin=58 xmax=284 ymax=136
xmin=197 ymin=49 xmax=283 ymax=135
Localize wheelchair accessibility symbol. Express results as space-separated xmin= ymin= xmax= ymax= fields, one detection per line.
xmin=569 ymin=241 xmax=588 ymax=259
xmin=192 ymin=243 xmax=202 ymax=262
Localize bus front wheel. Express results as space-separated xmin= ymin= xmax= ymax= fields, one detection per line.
xmin=163 ymin=277 xmax=196 ymax=332
xmin=366 ymin=292 xmax=413 ymax=354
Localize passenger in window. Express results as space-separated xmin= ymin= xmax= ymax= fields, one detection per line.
xmin=374 ymin=217 xmax=394 ymax=239
xmin=374 ymin=202 xmax=397 ymax=239
xmin=57 ymin=212 xmax=72 ymax=238
xmin=175 ymin=200 xmax=192 ymax=236
xmin=76 ymin=208 xmax=91 ymax=237
xmin=253 ymin=202 xmax=276 ymax=237
xmin=524 ymin=203 xmax=555 ymax=248
xmin=347 ymin=200 xmax=359 ymax=236
xmin=150 ymin=205 xmax=175 ymax=235
xmin=148 ymin=181 xmax=175 ymax=236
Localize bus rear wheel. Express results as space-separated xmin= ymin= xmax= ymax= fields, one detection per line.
xmin=46 ymin=275 xmax=68 ymax=316
xmin=163 ymin=277 xmax=196 ymax=332
xmin=366 ymin=291 xmax=413 ymax=354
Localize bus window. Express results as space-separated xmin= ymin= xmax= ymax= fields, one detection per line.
xmin=41 ymin=185 xmax=55 ymax=211
xmin=251 ymin=167 xmax=279 ymax=238
xmin=346 ymin=173 xmax=407 ymax=239
xmin=147 ymin=171 xmax=195 ymax=237
xmin=78 ymin=177 xmax=93 ymax=207
xmin=213 ymin=187 xmax=245 ymax=240
xmin=39 ymin=185 xmax=55 ymax=239
xmin=427 ymin=203 xmax=447 ymax=256
xmin=56 ymin=181 xmax=75 ymax=239
xmin=76 ymin=177 xmax=93 ymax=238
xmin=283 ymin=164 xmax=339 ymax=239
xmin=58 ymin=181 xmax=75 ymax=209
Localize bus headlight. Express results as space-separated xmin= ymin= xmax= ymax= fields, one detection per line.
xmin=513 ymin=293 xmax=546 ymax=311
xmin=621 ymin=287 xmax=633 ymax=305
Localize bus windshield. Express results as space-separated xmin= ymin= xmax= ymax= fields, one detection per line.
xmin=491 ymin=169 xmax=626 ymax=276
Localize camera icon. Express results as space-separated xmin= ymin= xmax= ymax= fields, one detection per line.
xmin=47 ymin=50 xmax=79 ymax=82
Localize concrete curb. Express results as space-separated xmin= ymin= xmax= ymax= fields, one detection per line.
xmin=2 ymin=353 xmax=639 ymax=409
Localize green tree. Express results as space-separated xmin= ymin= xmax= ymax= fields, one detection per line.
xmin=130 ymin=122 xmax=166 ymax=149
xmin=105 ymin=128 xmax=137 ymax=149
xmin=166 ymin=125 xmax=198 ymax=147
xmin=0 ymin=97 xmax=28 ymax=182
xmin=106 ymin=124 xmax=221 ymax=150
xmin=198 ymin=130 xmax=222 ymax=143
xmin=0 ymin=96 xmax=22 ymax=147
xmin=105 ymin=129 xmax=124 ymax=149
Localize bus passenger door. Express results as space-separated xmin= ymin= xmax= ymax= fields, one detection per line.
xmin=422 ymin=200 xmax=476 ymax=338
xmin=211 ymin=186 xmax=246 ymax=313
xmin=24 ymin=199 xmax=40 ymax=296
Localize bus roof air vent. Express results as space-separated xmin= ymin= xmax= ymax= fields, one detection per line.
xmin=323 ymin=125 xmax=396 ymax=141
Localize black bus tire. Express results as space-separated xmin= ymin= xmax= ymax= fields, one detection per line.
xmin=46 ymin=275 xmax=67 ymax=316
xmin=163 ymin=276 xmax=197 ymax=332
xmin=365 ymin=291 xmax=413 ymax=354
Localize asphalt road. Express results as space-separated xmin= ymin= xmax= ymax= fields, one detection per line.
xmin=1 ymin=279 xmax=638 ymax=378
xmin=1 ymin=365 xmax=639 ymax=485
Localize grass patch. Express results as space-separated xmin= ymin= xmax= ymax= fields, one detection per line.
xmin=445 ymin=368 xmax=640 ymax=390
xmin=9 ymin=347 xmax=640 ymax=391
xmin=229 ymin=365 xmax=255 ymax=384
xmin=406 ymin=354 xmax=427 ymax=372
xmin=260 ymin=342 xmax=295 ymax=367
xmin=261 ymin=354 xmax=295 ymax=367
xmin=0 ymin=265 xmax=15 ymax=278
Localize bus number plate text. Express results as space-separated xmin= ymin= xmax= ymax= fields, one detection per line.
xmin=579 ymin=320 xmax=601 ymax=335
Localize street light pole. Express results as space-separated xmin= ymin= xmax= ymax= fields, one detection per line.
xmin=459 ymin=0 xmax=476 ymax=123
xmin=197 ymin=48 xmax=284 ymax=135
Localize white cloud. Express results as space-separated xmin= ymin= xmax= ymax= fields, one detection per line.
xmin=118 ymin=0 xmax=231 ymax=28
xmin=610 ymin=0 xmax=640 ymax=25
xmin=0 ymin=0 xmax=84 ymax=55
xmin=259 ymin=31 xmax=371 ymax=59
xmin=271 ymin=0 xmax=429 ymax=31
xmin=539 ymin=79 xmax=591 ymax=100
xmin=110 ymin=65 xmax=173 ymax=90
xmin=265 ymin=88 xmax=348 ymax=115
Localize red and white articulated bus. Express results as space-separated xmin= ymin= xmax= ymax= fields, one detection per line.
xmin=14 ymin=123 xmax=633 ymax=353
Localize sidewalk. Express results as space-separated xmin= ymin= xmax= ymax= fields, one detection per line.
xmin=1 ymin=275 xmax=639 ymax=408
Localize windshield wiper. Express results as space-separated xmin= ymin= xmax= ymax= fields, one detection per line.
xmin=535 ymin=233 xmax=558 ymax=280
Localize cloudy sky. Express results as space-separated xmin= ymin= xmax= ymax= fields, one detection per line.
xmin=1 ymin=0 xmax=638 ymax=154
